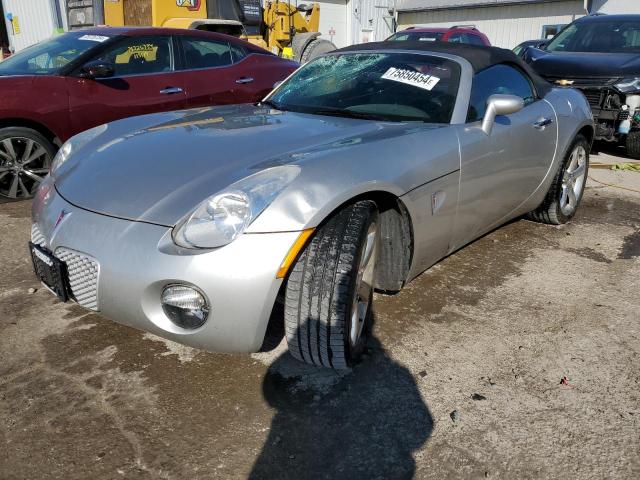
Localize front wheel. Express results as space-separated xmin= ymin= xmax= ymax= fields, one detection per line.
xmin=528 ymin=135 xmax=589 ymax=225
xmin=0 ymin=127 xmax=55 ymax=199
xmin=284 ymin=201 xmax=379 ymax=369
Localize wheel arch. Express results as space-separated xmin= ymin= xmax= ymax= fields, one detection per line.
xmin=577 ymin=123 xmax=595 ymax=148
xmin=309 ymin=190 xmax=415 ymax=293
xmin=0 ymin=118 xmax=61 ymax=147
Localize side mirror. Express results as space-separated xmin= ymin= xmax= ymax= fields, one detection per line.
xmin=80 ymin=60 xmax=115 ymax=79
xmin=481 ymin=94 xmax=525 ymax=135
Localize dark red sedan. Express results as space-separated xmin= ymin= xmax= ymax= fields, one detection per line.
xmin=0 ymin=27 xmax=298 ymax=198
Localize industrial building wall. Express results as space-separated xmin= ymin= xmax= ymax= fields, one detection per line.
xmin=317 ymin=0 xmax=350 ymax=48
xmin=2 ymin=0 xmax=59 ymax=51
xmin=398 ymin=0 xmax=585 ymax=49
xmin=349 ymin=0 xmax=394 ymax=44
xmin=592 ymin=0 xmax=640 ymax=13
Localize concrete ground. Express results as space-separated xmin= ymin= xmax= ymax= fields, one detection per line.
xmin=0 ymin=149 xmax=639 ymax=479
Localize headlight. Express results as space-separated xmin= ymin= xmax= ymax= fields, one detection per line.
xmin=172 ymin=165 xmax=301 ymax=249
xmin=615 ymin=77 xmax=640 ymax=94
xmin=50 ymin=124 xmax=108 ymax=174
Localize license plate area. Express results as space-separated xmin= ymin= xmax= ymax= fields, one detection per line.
xmin=29 ymin=242 xmax=69 ymax=302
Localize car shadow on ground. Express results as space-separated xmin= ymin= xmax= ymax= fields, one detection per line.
xmin=249 ymin=313 xmax=433 ymax=480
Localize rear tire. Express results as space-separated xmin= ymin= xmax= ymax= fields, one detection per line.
xmin=528 ymin=134 xmax=589 ymax=225
xmin=299 ymin=38 xmax=336 ymax=63
xmin=284 ymin=201 xmax=379 ymax=370
xmin=625 ymin=130 xmax=640 ymax=159
xmin=0 ymin=127 xmax=55 ymax=199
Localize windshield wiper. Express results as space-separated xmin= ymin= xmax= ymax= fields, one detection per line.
xmin=308 ymin=108 xmax=389 ymax=121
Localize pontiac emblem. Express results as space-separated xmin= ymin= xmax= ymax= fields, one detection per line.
xmin=555 ymin=79 xmax=575 ymax=86
xmin=53 ymin=210 xmax=68 ymax=229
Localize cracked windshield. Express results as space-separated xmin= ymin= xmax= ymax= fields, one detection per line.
xmin=267 ymin=53 xmax=461 ymax=123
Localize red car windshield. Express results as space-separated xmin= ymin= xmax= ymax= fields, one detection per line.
xmin=0 ymin=32 xmax=111 ymax=76
xmin=388 ymin=31 xmax=444 ymax=42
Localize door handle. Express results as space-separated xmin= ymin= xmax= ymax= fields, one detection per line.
xmin=235 ymin=77 xmax=254 ymax=84
xmin=160 ymin=87 xmax=183 ymax=95
xmin=533 ymin=117 xmax=553 ymax=129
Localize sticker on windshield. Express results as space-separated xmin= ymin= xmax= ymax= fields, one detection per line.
xmin=381 ymin=67 xmax=440 ymax=91
xmin=78 ymin=35 xmax=109 ymax=42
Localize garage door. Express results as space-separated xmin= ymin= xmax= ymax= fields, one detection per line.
xmin=317 ymin=0 xmax=349 ymax=48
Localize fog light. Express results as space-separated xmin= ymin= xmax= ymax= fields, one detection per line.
xmin=161 ymin=285 xmax=209 ymax=329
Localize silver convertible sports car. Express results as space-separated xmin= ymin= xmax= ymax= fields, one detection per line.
xmin=30 ymin=42 xmax=593 ymax=369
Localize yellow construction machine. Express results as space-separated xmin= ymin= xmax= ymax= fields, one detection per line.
xmin=103 ymin=0 xmax=337 ymax=62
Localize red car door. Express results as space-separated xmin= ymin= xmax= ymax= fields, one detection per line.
xmin=173 ymin=34 xmax=297 ymax=107
xmin=230 ymin=47 xmax=298 ymax=103
xmin=173 ymin=35 xmax=241 ymax=108
xmin=65 ymin=34 xmax=187 ymax=135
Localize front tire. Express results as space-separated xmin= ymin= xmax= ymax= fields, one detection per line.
xmin=528 ymin=134 xmax=589 ymax=225
xmin=0 ymin=127 xmax=55 ymax=199
xmin=625 ymin=130 xmax=640 ymax=159
xmin=284 ymin=201 xmax=379 ymax=369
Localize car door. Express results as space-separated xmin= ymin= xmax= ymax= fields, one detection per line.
xmin=65 ymin=35 xmax=187 ymax=135
xmin=452 ymin=64 xmax=557 ymax=249
xmin=173 ymin=35 xmax=244 ymax=108
xmin=226 ymin=42 xmax=281 ymax=103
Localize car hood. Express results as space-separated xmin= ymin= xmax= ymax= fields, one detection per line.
xmin=54 ymin=104 xmax=417 ymax=227
xmin=527 ymin=48 xmax=640 ymax=78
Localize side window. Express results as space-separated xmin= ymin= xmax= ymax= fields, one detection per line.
xmin=448 ymin=33 xmax=464 ymax=44
xmin=229 ymin=43 xmax=248 ymax=63
xmin=467 ymin=64 xmax=536 ymax=122
xmin=95 ymin=36 xmax=173 ymax=76
xmin=466 ymin=34 xmax=486 ymax=46
xmin=181 ymin=37 xmax=232 ymax=69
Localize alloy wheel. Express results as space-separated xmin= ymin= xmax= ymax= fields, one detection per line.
xmin=0 ymin=137 xmax=52 ymax=199
xmin=560 ymin=144 xmax=587 ymax=216
xmin=349 ymin=221 xmax=378 ymax=348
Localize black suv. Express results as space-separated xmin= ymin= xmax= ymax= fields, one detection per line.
xmin=524 ymin=14 xmax=640 ymax=157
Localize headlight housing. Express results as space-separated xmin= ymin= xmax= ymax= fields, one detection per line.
xmin=615 ymin=77 xmax=640 ymax=94
xmin=172 ymin=165 xmax=301 ymax=249
xmin=50 ymin=124 xmax=108 ymax=175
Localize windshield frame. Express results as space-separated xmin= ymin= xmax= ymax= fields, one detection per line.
xmin=546 ymin=18 xmax=640 ymax=53
xmin=0 ymin=31 xmax=118 ymax=77
xmin=263 ymin=49 xmax=473 ymax=125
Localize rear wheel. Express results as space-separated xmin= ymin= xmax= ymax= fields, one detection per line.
xmin=528 ymin=134 xmax=589 ymax=225
xmin=284 ymin=201 xmax=379 ymax=369
xmin=625 ymin=130 xmax=640 ymax=159
xmin=299 ymin=38 xmax=336 ymax=63
xmin=0 ymin=127 xmax=55 ymax=199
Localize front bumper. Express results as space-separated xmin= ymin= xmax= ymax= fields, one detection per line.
xmin=31 ymin=180 xmax=300 ymax=353
xmin=541 ymin=76 xmax=639 ymax=139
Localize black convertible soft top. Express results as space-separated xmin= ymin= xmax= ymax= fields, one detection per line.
xmin=335 ymin=41 xmax=552 ymax=97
